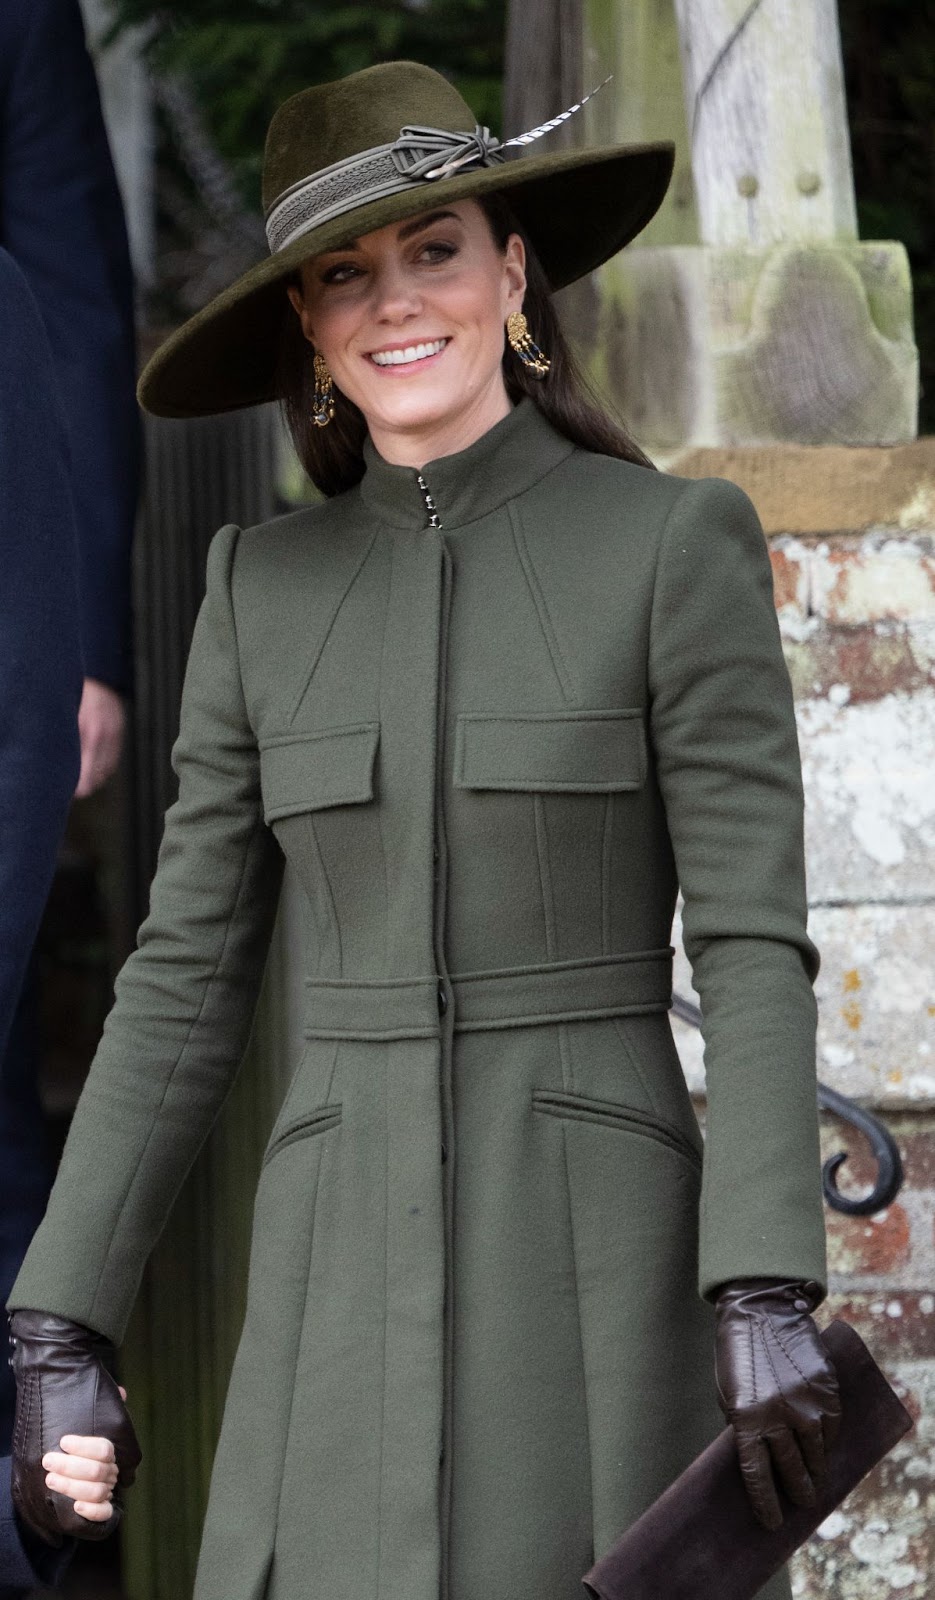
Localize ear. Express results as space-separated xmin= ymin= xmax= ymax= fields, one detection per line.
xmin=502 ymin=233 xmax=527 ymax=317
xmin=286 ymin=282 xmax=316 ymax=345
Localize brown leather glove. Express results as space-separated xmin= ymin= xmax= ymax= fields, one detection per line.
xmin=9 ymin=1308 xmax=142 ymax=1545
xmin=714 ymin=1277 xmax=842 ymax=1531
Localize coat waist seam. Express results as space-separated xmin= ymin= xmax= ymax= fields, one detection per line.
xmin=301 ymin=949 xmax=674 ymax=1038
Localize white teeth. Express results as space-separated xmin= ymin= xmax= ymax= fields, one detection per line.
xmin=370 ymin=338 xmax=448 ymax=366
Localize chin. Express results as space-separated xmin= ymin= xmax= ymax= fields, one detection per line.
xmin=363 ymin=381 xmax=478 ymax=437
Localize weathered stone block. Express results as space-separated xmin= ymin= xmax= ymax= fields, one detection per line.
xmin=809 ymin=906 xmax=935 ymax=1107
xmin=798 ymin=689 xmax=935 ymax=901
xmin=673 ymin=437 xmax=935 ymax=536
xmin=825 ymin=1203 xmax=912 ymax=1279
xmin=783 ymin=621 xmax=935 ymax=705
xmin=600 ymin=240 xmax=918 ymax=454
xmin=770 ymin=539 xmax=811 ymax=623
xmin=809 ymin=536 xmax=935 ymax=626
xmin=818 ymin=1293 xmax=935 ymax=1363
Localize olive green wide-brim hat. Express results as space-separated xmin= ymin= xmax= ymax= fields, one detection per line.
xmin=138 ymin=60 xmax=675 ymax=418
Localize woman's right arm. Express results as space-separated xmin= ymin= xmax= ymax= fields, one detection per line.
xmin=7 ymin=522 xmax=284 ymax=1345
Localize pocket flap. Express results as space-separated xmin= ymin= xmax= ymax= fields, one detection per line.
xmin=259 ymin=722 xmax=379 ymax=822
xmin=453 ymin=710 xmax=646 ymax=793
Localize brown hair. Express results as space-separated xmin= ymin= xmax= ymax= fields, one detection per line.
xmin=278 ymin=193 xmax=655 ymax=498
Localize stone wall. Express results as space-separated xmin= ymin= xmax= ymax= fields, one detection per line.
xmin=670 ymin=440 xmax=935 ymax=1599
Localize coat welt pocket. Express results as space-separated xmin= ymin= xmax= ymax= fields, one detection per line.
xmin=532 ymin=1090 xmax=701 ymax=1172
xmin=259 ymin=722 xmax=379 ymax=822
xmin=262 ymin=1104 xmax=342 ymax=1165
xmin=453 ymin=709 xmax=646 ymax=792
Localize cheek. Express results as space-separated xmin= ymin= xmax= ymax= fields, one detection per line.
xmin=300 ymin=287 xmax=358 ymax=362
xmin=441 ymin=272 xmax=510 ymax=359
xmin=465 ymin=288 xmax=510 ymax=369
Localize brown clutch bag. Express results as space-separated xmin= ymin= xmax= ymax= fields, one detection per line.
xmin=582 ymin=1319 xmax=913 ymax=1600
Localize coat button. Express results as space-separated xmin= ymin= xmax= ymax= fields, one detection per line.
xmin=437 ymin=980 xmax=448 ymax=1016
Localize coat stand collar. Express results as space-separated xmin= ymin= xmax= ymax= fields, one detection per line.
xmin=358 ymin=395 xmax=576 ymax=531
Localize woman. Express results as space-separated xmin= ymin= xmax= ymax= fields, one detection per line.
xmin=8 ymin=60 xmax=839 ymax=1600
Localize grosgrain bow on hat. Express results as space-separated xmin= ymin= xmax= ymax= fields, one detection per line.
xmin=137 ymin=59 xmax=675 ymax=419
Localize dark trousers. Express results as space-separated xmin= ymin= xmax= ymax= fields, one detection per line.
xmin=0 ymin=951 xmax=54 ymax=1451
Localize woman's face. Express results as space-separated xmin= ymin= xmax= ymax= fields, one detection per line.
xmin=287 ymin=199 xmax=527 ymax=465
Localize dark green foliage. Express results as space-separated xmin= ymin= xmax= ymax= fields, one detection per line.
xmin=839 ymin=0 xmax=935 ymax=428
xmin=108 ymin=0 xmax=506 ymax=206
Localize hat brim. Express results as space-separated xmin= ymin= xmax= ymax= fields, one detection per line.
xmin=138 ymin=140 xmax=674 ymax=418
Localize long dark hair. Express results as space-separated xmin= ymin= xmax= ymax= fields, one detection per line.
xmin=278 ymin=192 xmax=655 ymax=498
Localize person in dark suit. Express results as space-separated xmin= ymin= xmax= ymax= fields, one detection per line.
xmin=0 ymin=248 xmax=83 ymax=1450
xmin=0 ymin=0 xmax=140 ymax=767
xmin=0 ymin=0 xmax=141 ymax=1452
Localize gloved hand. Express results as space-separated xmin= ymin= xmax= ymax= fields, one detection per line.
xmin=714 ymin=1277 xmax=842 ymax=1531
xmin=9 ymin=1309 xmax=142 ymax=1544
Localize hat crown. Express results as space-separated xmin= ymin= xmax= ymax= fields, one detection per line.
xmin=262 ymin=62 xmax=475 ymax=215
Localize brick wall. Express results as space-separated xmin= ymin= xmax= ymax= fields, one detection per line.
xmin=672 ymin=440 xmax=935 ymax=1600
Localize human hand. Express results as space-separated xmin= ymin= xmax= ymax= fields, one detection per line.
xmin=714 ymin=1278 xmax=841 ymax=1531
xmin=75 ymin=678 xmax=126 ymax=797
xmin=40 ymin=1393 xmax=127 ymax=1523
xmin=10 ymin=1311 xmax=141 ymax=1543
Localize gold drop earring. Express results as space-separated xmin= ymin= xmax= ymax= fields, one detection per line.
xmin=311 ymin=352 xmax=335 ymax=427
xmin=506 ymin=311 xmax=551 ymax=379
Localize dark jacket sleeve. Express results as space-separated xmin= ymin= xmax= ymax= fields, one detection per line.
xmin=0 ymin=247 xmax=82 ymax=1063
xmin=0 ymin=1456 xmax=74 ymax=1597
xmin=0 ymin=0 xmax=140 ymax=694
xmin=648 ymin=475 xmax=827 ymax=1302
xmin=8 ymin=525 xmax=285 ymax=1343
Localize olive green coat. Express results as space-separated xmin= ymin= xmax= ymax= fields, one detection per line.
xmin=11 ymin=397 xmax=826 ymax=1600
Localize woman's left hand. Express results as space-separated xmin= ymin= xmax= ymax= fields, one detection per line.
xmin=714 ymin=1277 xmax=841 ymax=1531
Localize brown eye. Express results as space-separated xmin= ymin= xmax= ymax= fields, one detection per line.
xmin=321 ymin=261 xmax=361 ymax=285
xmin=421 ymin=241 xmax=458 ymax=263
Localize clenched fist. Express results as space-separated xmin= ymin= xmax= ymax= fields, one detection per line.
xmin=9 ymin=1309 xmax=141 ymax=1544
xmin=714 ymin=1278 xmax=841 ymax=1531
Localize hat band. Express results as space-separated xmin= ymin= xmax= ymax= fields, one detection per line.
xmin=265 ymin=124 xmax=505 ymax=255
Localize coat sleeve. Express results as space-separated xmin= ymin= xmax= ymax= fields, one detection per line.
xmin=0 ymin=0 xmax=140 ymax=693
xmin=8 ymin=525 xmax=285 ymax=1343
xmin=647 ymin=475 xmax=827 ymax=1302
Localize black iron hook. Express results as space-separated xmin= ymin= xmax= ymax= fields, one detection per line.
xmin=816 ymin=1083 xmax=905 ymax=1216
xmin=670 ymin=993 xmax=904 ymax=1217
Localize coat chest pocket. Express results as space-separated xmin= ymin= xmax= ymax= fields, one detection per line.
xmin=259 ymin=721 xmax=380 ymax=823
xmin=453 ymin=709 xmax=646 ymax=792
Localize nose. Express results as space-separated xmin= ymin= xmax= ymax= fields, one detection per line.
xmin=371 ymin=257 xmax=423 ymax=324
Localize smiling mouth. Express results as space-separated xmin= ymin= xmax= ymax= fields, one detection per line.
xmin=368 ymin=338 xmax=449 ymax=367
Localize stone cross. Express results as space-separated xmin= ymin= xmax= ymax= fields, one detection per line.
xmin=580 ymin=0 xmax=918 ymax=454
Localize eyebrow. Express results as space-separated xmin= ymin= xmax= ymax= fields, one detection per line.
xmin=397 ymin=209 xmax=460 ymax=241
xmin=324 ymin=209 xmax=461 ymax=256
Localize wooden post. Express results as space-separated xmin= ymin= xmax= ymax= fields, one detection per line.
xmin=673 ymin=0 xmax=858 ymax=247
xmin=582 ymin=0 xmax=698 ymax=249
xmin=504 ymin=0 xmax=582 ymax=144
